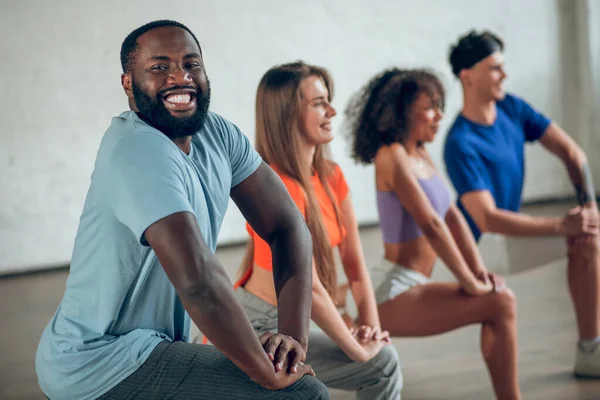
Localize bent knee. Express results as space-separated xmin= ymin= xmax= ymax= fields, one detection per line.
xmin=364 ymin=345 xmax=403 ymax=393
xmin=292 ymin=375 xmax=330 ymax=399
xmin=367 ymin=345 xmax=402 ymax=375
xmin=492 ymin=288 xmax=517 ymax=320
xmin=572 ymin=241 xmax=599 ymax=263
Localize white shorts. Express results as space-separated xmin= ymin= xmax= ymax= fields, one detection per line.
xmin=371 ymin=258 xmax=429 ymax=305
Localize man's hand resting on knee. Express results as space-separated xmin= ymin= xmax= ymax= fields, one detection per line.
xmin=258 ymin=332 xmax=316 ymax=390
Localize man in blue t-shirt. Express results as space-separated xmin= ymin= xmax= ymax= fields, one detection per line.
xmin=35 ymin=20 xmax=329 ymax=400
xmin=444 ymin=30 xmax=600 ymax=378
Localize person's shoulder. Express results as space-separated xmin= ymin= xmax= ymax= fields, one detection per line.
xmin=325 ymin=160 xmax=345 ymax=180
xmin=202 ymin=111 xmax=238 ymax=135
xmin=444 ymin=125 xmax=476 ymax=157
xmin=444 ymin=116 xmax=475 ymax=148
xmin=497 ymin=92 xmax=525 ymax=116
xmin=499 ymin=92 xmax=522 ymax=105
xmin=199 ymin=111 xmax=246 ymax=148
xmin=446 ymin=113 xmax=473 ymax=137
xmin=107 ymin=112 xmax=180 ymax=163
xmin=203 ymin=111 xmax=226 ymax=127
xmin=374 ymin=143 xmax=410 ymax=170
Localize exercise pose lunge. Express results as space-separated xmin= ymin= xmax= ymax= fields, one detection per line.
xmin=35 ymin=21 xmax=328 ymax=400
xmin=444 ymin=30 xmax=600 ymax=378
xmin=346 ymin=68 xmax=521 ymax=399
xmin=229 ymin=61 xmax=403 ymax=400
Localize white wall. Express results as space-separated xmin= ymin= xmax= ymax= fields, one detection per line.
xmin=0 ymin=0 xmax=593 ymax=274
xmin=576 ymin=0 xmax=600 ymax=191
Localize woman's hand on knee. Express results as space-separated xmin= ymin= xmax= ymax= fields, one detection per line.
xmin=356 ymin=336 xmax=389 ymax=363
xmin=351 ymin=325 xmax=390 ymax=344
xmin=461 ymin=277 xmax=494 ymax=296
xmin=483 ymin=272 xmax=506 ymax=293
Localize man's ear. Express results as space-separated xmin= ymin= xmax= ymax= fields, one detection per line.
xmin=121 ymin=73 xmax=133 ymax=98
xmin=459 ymin=69 xmax=471 ymax=87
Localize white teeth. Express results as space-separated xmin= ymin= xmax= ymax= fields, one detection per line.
xmin=165 ymin=94 xmax=191 ymax=104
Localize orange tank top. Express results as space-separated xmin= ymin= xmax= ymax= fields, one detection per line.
xmin=236 ymin=163 xmax=349 ymax=287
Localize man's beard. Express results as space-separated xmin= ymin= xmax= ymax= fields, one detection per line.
xmin=132 ymin=79 xmax=211 ymax=140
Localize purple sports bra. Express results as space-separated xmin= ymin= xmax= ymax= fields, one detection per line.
xmin=377 ymin=174 xmax=452 ymax=243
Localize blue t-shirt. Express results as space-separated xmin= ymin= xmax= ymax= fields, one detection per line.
xmin=443 ymin=93 xmax=551 ymax=241
xmin=35 ymin=111 xmax=261 ymax=400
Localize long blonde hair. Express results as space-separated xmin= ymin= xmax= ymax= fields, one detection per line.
xmin=243 ymin=61 xmax=343 ymax=298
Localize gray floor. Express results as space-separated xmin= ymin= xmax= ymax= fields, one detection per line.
xmin=2 ymin=205 xmax=600 ymax=399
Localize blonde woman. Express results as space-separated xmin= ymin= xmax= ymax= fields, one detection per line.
xmin=235 ymin=62 xmax=402 ymax=400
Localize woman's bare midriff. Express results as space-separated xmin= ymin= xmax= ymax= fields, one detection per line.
xmin=383 ymin=235 xmax=438 ymax=278
xmin=241 ymin=265 xmax=278 ymax=306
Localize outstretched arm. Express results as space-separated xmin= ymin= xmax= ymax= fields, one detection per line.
xmin=461 ymin=123 xmax=598 ymax=237
xmin=460 ymin=190 xmax=567 ymax=236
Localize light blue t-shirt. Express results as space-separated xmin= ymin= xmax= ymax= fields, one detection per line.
xmin=35 ymin=111 xmax=261 ymax=400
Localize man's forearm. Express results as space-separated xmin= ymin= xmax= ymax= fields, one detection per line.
xmin=484 ymin=208 xmax=563 ymax=236
xmin=270 ymin=221 xmax=312 ymax=351
xmin=179 ymin=266 xmax=276 ymax=386
xmin=570 ymin=161 xmax=597 ymax=209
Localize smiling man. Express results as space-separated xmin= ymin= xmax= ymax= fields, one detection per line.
xmin=35 ymin=20 xmax=329 ymax=399
xmin=443 ymin=30 xmax=600 ymax=378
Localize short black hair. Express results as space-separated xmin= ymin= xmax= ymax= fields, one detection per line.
xmin=346 ymin=68 xmax=445 ymax=164
xmin=449 ymin=30 xmax=504 ymax=77
xmin=120 ymin=20 xmax=201 ymax=73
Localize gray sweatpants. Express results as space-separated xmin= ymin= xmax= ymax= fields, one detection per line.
xmin=96 ymin=340 xmax=330 ymax=400
xmin=235 ymin=287 xmax=403 ymax=400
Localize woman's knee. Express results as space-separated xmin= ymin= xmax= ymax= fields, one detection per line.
xmin=367 ymin=344 xmax=402 ymax=377
xmin=363 ymin=345 xmax=403 ymax=395
xmin=491 ymin=288 xmax=517 ymax=322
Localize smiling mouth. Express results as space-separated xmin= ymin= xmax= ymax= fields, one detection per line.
xmin=164 ymin=93 xmax=193 ymax=104
xmin=161 ymin=90 xmax=197 ymax=111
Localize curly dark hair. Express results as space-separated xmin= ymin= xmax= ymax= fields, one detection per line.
xmin=345 ymin=68 xmax=445 ymax=164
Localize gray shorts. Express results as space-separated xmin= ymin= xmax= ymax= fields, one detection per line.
xmin=371 ymin=259 xmax=429 ymax=305
xmin=234 ymin=287 xmax=403 ymax=400
xmin=96 ymin=340 xmax=329 ymax=400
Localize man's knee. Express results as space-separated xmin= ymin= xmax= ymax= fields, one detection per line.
xmin=290 ymin=375 xmax=330 ymax=399
xmin=568 ymin=237 xmax=600 ymax=266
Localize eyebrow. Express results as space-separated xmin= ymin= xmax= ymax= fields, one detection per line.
xmin=310 ymin=96 xmax=327 ymax=102
xmin=149 ymin=55 xmax=171 ymax=62
xmin=148 ymin=52 xmax=202 ymax=62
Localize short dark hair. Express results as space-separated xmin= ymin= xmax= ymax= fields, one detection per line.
xmin=120 ymin=20 xmax=201 ymax=73
xmin=449 ymin=30 xmax=504 ymax=77
xmin=346 ymin=68 xmax=445 ymax=164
